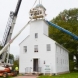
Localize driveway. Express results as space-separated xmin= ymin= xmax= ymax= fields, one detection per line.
xmin=14 ymin=75 xmax=39 ymax=78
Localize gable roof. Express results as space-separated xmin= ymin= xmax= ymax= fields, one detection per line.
xmin=19 ymin=19 xmax=69 ymax=53
xmin=19 ymin=35 xmax=30 ymax=45
xmin=55 ymin=42 xmax=69 ymax=52
xmin=44 ymin=34 xmax=69 ymax=52
xmin=35 ymin=4 xmax=46 ymax=10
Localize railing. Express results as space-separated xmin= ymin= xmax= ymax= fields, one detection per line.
xmin=25 ymin=67 xmax=31 ymax=73
xmin=25 ymin=67 xmax=42 ymax=73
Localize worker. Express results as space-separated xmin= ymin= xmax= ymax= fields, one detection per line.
xmin=15 ymin=66 xmax=19 ymax=74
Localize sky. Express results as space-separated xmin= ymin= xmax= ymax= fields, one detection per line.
xmin=0 ymin=0 xmax=78 ymax=57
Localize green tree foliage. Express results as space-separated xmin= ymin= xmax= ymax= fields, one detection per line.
xmin=49 ymin=8 xmax=78 ymax=70
xmin=12 ymin=56 xmax=19 ymax=70
xmin=4 ymin=53 xmax=14 ymax=64
xmin=0 ymin=46 xmax=2 ymax=50
xmin=0 ymin=45 xmax=14 ymax=63
xmin=9 ymin=54 xmax=14 ymax=60
xmin=69 ymin=60 xmax=76 ymax=71
xmin=12 ymin=59 xmax=19 ymax=70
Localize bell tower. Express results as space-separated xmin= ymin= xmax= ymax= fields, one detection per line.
xmin=29 ymin=3 xmax=46 ymax=19
xmin=29 ymin=1 xmax=48 ymax=36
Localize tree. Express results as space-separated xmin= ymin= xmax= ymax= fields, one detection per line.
xmin=0 ymin=46 xmax=2 ymax=50
xmin=0 ymin=45 xmax=14 ymax=64
xmin=49 ymin=8 xmax=78 ymax=70
xmin=12 ymin=55 xmax=19 ymax=70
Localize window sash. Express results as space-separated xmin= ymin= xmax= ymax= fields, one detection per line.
xmin=34 ymin=45 xmax=38 ymax=52
xmin=47 ymin=44 xmax=51 ymax=51
xmin=23 ymin=46 xmax=27 ymax=52
xmin=35 ymin=33 xmax=38 ymax=38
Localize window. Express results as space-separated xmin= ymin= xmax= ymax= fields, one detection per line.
xmin=47 ymin=44 xmax=51 ymax=51
xmin=23 ymin=46 xmax=27 ymax=52
xmin=61 ymin=59 xmax=62 ymax=65
xmin=57 ymin=57 xmax=58 ymax=63
xmin=34 ymin=45 xmax=38 ymax=52
xmin=35 ymin=33 xmax=38 ymax=38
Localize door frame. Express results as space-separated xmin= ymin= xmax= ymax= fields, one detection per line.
xmin=33 ymin=58 xmax=38 ymax=72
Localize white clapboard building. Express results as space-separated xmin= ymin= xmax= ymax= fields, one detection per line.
xmin=19 ymin=4 xmax=69 ymax=75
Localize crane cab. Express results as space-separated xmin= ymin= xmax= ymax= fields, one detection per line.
xmin=29 ymin=4 xmax=46 ymax=19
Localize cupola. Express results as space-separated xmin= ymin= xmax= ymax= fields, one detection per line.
xmin=29 ymin=4 xmax=46 ymax=19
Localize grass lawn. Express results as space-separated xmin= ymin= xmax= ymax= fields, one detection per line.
xmin=38 ymin=72 xmax=78 ymax=78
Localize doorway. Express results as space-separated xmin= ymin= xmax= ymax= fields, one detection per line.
xmin=33 ymin=59 xmax=38 ymax=72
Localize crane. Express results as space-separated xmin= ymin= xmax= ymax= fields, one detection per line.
xmin=46 ymin=20 xmax=78 ymax=40
xmin=1 ymin=20 xmax=78 ymax=58
xmin=0 ymin=0 xmax=78 ymax=76
xmin=0 ymin=0 xmax=32 ymax=76
xmin=0 ymin=20 xmax=31 ymax=78
xmin=0 ymin=20 xmax=31 ymax=55
xmin=0 ymin=0 xmax=22 ymax=65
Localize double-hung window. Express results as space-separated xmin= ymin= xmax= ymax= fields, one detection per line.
xmin=34 ymin=45 xmax=38 ymax=52
xmin=47 ymin=44 xmax=51 ymax=51
xmin=23 ymin=46 xmax=27 ymax=52
xmin=35 ymin=33 xmax=38 ymax=38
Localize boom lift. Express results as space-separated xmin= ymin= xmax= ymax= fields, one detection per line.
xmin=0 ymin=19 xmax=31 ymax=78
xmin=0 ymin=0 xmax=78 ymax=77
xmin=0 ymin=0 xmax=22 ymax=77
xmin=29 ymin=1 xmax=78 ymax=41
xmin=0 ymin=0 xmax=22 ymax=65
xmin=46 ymin=20 xmax=78 ymax=40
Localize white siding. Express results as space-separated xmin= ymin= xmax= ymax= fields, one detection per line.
xmin=19 ymin=19 xmax=69 ymax=74
xmin=30 ymin=20 xmax=48 ymax=37
xmin=43 ymin=21 xmax=48 ymax=36
xmin=55 ymin=43 xmax=69 ymax=73
xmin=19 ymin=34 xmax=56 ymax=73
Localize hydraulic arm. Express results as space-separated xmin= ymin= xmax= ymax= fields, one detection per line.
xmin=0 ymin=0 xmax=22 ymax=63
xmin=2 ymin=0 xmax=22 ymax=46
xmin=0 ymin=20 xmax=31 ymax=55
xmin=46 ymin=20 xmax=78 ymax=40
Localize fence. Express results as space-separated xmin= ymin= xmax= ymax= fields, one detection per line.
xmin=25 ymin=67 xmax=42 ymax=73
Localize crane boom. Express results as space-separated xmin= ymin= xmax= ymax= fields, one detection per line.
xmin=2 ymin=0 xmax=22 ymax=46
xmin=0 ymin=0 xmax=22 ymax=63
xmin=0 ymin=20 xmax=31 ymax=55
xmin=46 ymin=20 xmax=78 ymax=40
xmin=14 ymin=0 xmax=22 ymax=16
